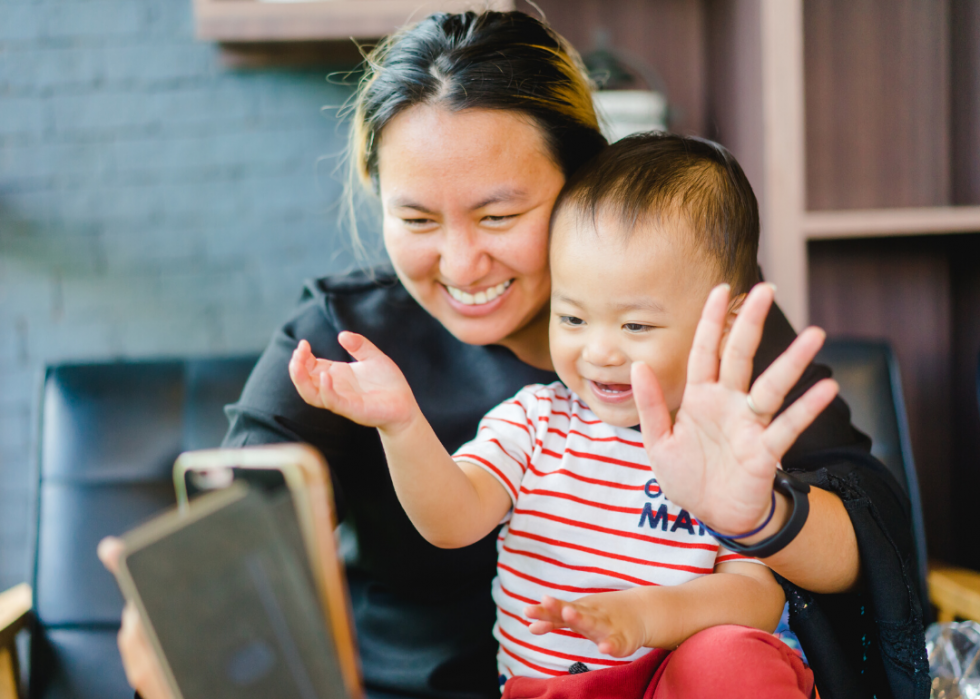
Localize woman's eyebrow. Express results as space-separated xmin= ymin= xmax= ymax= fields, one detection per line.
xmin=388 ymin=197 xmax=435 ymax=214
xmin=471 ymin=187 xmax=527 ymax=210
xmin=387 ymin=187 xmax=526 ymax=213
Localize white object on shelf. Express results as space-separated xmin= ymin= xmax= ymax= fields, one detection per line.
xmin=593 ymin=89 xmax=668 ymax=143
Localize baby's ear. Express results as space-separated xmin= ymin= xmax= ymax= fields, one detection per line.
xmin=719 ymin=291 xmax=748 ymax=349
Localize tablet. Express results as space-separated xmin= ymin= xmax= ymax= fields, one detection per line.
xmin=171 ymin=445 xmax=360 ymax=698
xmin=117 ymin=484 xmax=348 ymax=699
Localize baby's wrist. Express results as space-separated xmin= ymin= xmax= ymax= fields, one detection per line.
xmin=621 ymin=586 xmax=666 ymax=649
xmin=732 ymin=490 xmax=791 ymax=545
xmin=378 ymin=402 xmax=424 ymax=439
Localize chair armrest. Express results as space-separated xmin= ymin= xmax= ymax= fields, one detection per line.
xmin=0 ymin=584 xmax=31 ymax=650
xmin=929 ymin=562 xmax=980 ymax=623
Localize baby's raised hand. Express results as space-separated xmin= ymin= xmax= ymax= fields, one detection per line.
xmin=524 ymin=593 xmax=649 ymax=658
xmin=288 ymin=333 xmax=419 ymax=433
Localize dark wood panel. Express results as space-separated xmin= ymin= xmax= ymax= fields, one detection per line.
xmin=809 ymin=236 xmax=955 ymax=561
xmin=949 ymin=235 xmax=980 ymax=569
xmin=951 ymin=0 xmax=980 ymax=205
xmin=217 ymin=41 xmax=366 ymax=69
xmin=704 ymin=0 xmax=764 ymax=209
xmin=520 ymin=0 xmax=708 ymax=136
xmin=804 ymin=0 xmax=951 ymax=210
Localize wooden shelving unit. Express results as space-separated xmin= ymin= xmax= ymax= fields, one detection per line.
xmin=524 ymin=0 xmax=980 ymax=568
xmin=804 ymin=207 xmax=980 ymax=240
xmin=193 ymin=0 xmax=513 ymax=42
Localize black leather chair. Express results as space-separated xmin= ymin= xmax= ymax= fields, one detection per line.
xmin=28 ymin=356 xmax=258 ymax=699
xmin=815 ymin=338 xmax=929 ymax=613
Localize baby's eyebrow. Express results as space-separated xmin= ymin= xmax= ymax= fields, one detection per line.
xmin=552 ymin=293 xmax=583 ymax=307
xmin=613 ymin=299 xmax=668 ymax=314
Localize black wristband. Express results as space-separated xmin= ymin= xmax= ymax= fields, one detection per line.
xmin=718 ymin=471 xmax=810 ymax=558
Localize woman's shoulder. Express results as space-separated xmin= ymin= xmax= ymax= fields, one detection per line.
xmin=281 ymin=265 xmax=435 ymax=349
xmin=298 ymin=265 xmax=414 ymax=316
xmin=304 ymin=265 xmax=402 ymax=297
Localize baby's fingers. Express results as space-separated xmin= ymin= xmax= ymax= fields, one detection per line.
xmin=762 ymin=377 xmax=839 ymax=458
xmin=290 ymin=340 xmax=327 ymax=408
xmin=527 ymin=620 xmax=557 ymax=635
xmin=596 ymin=634 xmax=634 ymax=658
xmin=524 ymin=597 xmax=568 ymax=627
xmin=560 ymin=604 xmax=600 ymax=636
xmin=314 ymin=367 xmax=358 ymax=417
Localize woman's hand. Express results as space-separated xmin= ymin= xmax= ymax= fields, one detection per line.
xmin=97 ymin=537 xmax=174 ymax=699
xmin=525 ymin=592 xmax=650 ymax=658
xmin=289 ymin=332 xmax=420 ymax=434
xmin=632 ymin=283 xmax=839 ymax=537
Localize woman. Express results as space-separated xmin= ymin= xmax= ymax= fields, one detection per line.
xmin=101 ymin=10 xmax=927 ymax=699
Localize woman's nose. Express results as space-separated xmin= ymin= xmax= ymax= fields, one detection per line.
xmin=582 ymin=334 xmax=626 ymax=367
xmin=439 ymin=227 xmax=491 ymax=286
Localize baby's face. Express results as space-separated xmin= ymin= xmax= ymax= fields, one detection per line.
xmin=549 ymin=210 xmax=724 ymax=427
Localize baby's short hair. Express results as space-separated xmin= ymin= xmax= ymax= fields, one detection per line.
xmin=553 ymin=132 xmax=761 ymax=296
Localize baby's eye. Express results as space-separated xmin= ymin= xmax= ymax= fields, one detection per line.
xmin=623 ymin=323 xmax=652 ymax=333
xmin=559 ymin=315 xmax=585 ymax=327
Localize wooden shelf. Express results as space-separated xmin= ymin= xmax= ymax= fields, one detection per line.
xmin=194 ymin=0 xmax=513 ymax=42
xmin=929 ymin=561 xmax=980 ymax=623
xmin=804 ymin=206 xmax=980 ymax=240
xmin=0 ymin=584 xmax=31 ymax=649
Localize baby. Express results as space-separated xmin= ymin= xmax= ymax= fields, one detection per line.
xmin=290 ymin=134 xmax=790 ymax=681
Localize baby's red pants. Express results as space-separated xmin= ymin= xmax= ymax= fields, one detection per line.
xmin=502 ymin=625 xmax=815 ymax=699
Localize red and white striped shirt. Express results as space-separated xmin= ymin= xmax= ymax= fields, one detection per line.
xmin=452 ymin=382 xmax=760 ymax=681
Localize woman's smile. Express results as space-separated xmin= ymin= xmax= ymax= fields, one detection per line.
xmin=443 ymin=279 xmax=513 ymax=306
xmin=378 ymin=105 xmax=563 ymax=358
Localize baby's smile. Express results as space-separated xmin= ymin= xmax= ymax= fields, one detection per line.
xmin=587 ymin=380 xmax=634 ymax=404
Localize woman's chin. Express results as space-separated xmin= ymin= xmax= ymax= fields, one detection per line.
xmin=425 ymin=290 xmax=539 ymax=347
xmin=439 ymin=314 xmax=523 ymax=347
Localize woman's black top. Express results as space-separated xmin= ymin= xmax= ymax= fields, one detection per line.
xmin=222 ymin=268 xmax=928 ymax=699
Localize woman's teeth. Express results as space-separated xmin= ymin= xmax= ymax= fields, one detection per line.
xmin=446 ymin=280 xmax=512 ymax=306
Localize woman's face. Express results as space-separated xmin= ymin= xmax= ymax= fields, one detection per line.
xmin=377 ymin=105 xmax=565 ymax=351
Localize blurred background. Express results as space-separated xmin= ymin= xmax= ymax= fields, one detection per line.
xmin=1 ymin=0 xmax=979 ymax=605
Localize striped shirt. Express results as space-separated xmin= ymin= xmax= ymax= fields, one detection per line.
xmin=452 ymin=382 xmax=761 ymax=681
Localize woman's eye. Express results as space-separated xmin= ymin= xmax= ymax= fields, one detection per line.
xmin=482 ymin=214 xmax=517 ymax=226
xmin=623 ymin=323 xmax=652 ymax=333
xmin=560 ymin=316 xmax=584 ymax=327
xmin=403 ymin=218 xmax=436 ymax=228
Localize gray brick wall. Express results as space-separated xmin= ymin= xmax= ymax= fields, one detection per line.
xmin=0 ymin=0 xmax=375 ymax=589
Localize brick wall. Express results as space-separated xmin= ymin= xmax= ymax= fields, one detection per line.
xmin=0 ymin=0 xmax=371 ymax=588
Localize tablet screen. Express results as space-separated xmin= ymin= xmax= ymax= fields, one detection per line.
xmin=124 ymin=488 xmax=348 ymax=699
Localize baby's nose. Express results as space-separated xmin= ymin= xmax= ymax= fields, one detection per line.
xmin=583 ymin=338 xmax=626 ymax=367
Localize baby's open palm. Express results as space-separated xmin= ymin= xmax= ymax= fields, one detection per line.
xmin=289 ymin=333 xmax=419 ymax=432
xmin=633 ymin=284 xmax=838 ymax=536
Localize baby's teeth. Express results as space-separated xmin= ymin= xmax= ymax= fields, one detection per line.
xmin=474 ymin=291 xmax=487 ymax=304
xmin=461 ymin=291 xmax=474 ymax=304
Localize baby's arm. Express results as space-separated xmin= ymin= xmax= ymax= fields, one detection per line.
xmin=524 ymin=560 xmax=785 ymax=657
xmin=289 ymin=333 xmax=512 ymax=548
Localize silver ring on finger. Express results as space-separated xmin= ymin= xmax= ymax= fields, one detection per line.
xmin=746 ymin=393 xmax=769 ymax=418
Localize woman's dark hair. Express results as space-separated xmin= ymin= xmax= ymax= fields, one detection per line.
xmin=350 ymin=11 xmax=608 ymax=191
xmin=553 ymin=132 xmax=761 ymax=296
